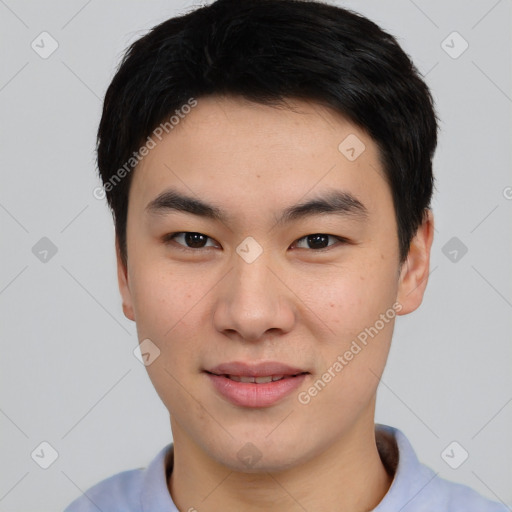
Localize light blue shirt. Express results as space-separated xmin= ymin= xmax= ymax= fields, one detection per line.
xmin=64 ymin=424 xmax=507 ymax=511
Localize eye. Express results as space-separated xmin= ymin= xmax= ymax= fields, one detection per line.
xmin=292 ymin=233 xmax=347 ymax=250
xmin=163 ymin=232 xmax=349 ymax=252
xmin=163 ymin=232 xmax=219 ymax=250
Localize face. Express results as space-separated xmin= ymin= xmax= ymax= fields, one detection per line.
xmin=117 ymin=95 xmax=433 ymax=472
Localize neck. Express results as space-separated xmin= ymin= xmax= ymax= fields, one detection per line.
xmin=167 ymin=411 xmax=393 ymax=512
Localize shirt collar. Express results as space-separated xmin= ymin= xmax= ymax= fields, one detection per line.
xmin=139 ymin=424 xmax=428 ymax=512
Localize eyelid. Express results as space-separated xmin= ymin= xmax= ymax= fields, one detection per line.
xmin=162 ymin=232 xmax=220 ymax=250
xmin=292 ymin=234 xmax=349 ymax=251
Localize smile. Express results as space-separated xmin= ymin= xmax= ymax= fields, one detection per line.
xmin=221 ymin=374 xmax=303 ymax=383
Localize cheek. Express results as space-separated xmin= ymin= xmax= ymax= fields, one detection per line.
xmin=128 ymin=258 xmax=214 ymax=369
xmin=128 ymin=263 xmax=208 ymax=413
xmin=301 ymin=257 xmax=399 ymax=406
xmin=129 ymin=257 xmax=192 ymax=334
xmin=301 ymin=257 xmax=399 ymax=336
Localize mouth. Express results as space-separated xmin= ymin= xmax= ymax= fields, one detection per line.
xmin=205 ymin=360 xmax=309 ymax=380
xmin=205 ymin=372 xmax=308 ymax=383
xmin=204 ymin=361 xmax=310 ymax=407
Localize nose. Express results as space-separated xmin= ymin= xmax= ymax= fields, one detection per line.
xmin=212 ymin=250 xmax=296 ymax=343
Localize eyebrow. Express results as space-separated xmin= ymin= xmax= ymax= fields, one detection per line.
xmin=145 ymin=187 xmax=369 ymax=226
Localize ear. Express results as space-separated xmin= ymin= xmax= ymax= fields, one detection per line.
xmin=116 ymin=237 xmax=135 ymax=322
xmin=396 ymin=209 xmax=435 ymax=315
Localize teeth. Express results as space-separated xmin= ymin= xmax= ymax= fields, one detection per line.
xmin=255 ymin=376 xmax=273 ymax=384
xmin=226 ymin=374 xmax=287 ymax=383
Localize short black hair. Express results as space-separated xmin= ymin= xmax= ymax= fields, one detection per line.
xmin=97 ymin=0 xmax=438 ymax=268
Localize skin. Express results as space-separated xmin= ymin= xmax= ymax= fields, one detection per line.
xmin=117 ymin=95 xmax=434 ymax=511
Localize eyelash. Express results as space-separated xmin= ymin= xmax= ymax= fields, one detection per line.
xmin=162 ymin=232 xmax=349 ymax=252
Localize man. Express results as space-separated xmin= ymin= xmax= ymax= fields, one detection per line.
xmin=65 ymin=0 xmax=507 ymax=510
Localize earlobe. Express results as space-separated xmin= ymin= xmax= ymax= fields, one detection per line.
xmin=116 ymin=238 xmax=135 ymax=322
xmin=396 ymin=210 xmax=435 ymax=315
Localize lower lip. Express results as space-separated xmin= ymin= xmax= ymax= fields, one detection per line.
xmin=206 ymin=372 xmax=308 ymax=408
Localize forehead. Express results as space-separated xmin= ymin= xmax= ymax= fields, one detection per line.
xmin=128 ymin=96 xmax=391 ymax=225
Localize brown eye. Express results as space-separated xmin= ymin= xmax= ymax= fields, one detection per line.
xmin=293 ymin=234 xmax=346 ymax=250
xmin=164 ymin=232 xmax=218 ymax=250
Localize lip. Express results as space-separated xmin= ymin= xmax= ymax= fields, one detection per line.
xmin=206 ymin=361 xmax=307 ymax=377
xmin=205 ymin=361 xmax=309 ymax=408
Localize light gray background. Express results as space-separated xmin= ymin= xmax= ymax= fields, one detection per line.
xmin=1 ymin=1 xmax=511 ymax=510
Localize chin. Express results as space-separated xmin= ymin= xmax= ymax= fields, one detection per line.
xmin=205 ymin=434 xmax=309 ymax=474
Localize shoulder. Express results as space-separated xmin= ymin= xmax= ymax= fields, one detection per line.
xmin=375 ymin=425 xmax=508 ymax=512
xmin=431 ymin=476 xmax=508 ymax=512
xmin=63 ymin=468 xmax=144 ymax=512
xmin=63 ymin=444 xmax=174 ymax=512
